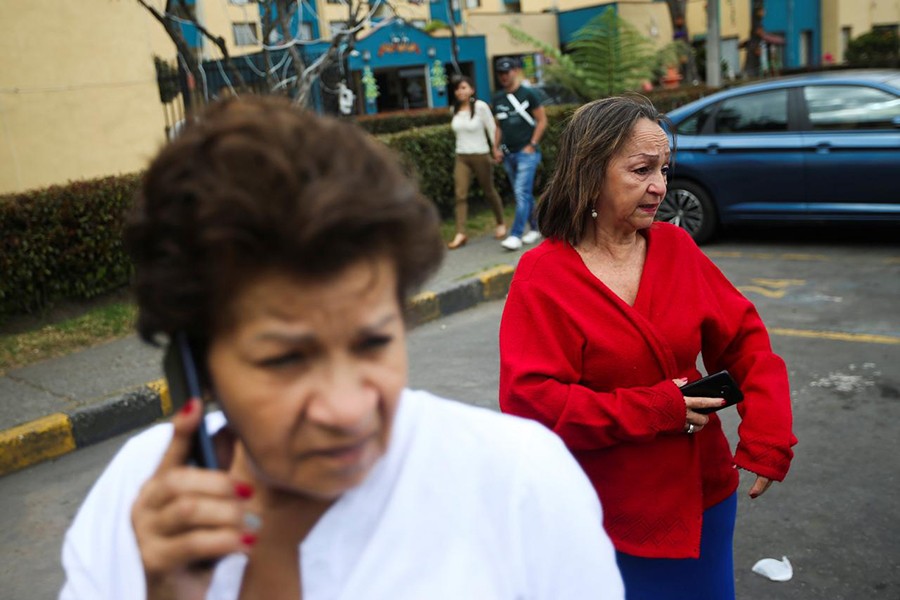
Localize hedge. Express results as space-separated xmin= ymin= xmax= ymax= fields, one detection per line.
xmin=0 ymin=87 xmax=707 ymax=321
xmin=353 ymin=107 xmax=452 ymax=135
xmin=0 ymin=175 xmax=140 ymax=321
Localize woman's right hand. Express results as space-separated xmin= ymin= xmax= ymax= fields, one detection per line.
xmin=672 ymin=378 xmax=724 ymax=435
xmin=131 ymin=398 xmax=258 ymax=599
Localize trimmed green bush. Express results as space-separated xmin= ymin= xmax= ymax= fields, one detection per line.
xmin=353 ymin=107 xmax=452 ymax=135
xmin=0 ymin=175 xmax=140 ymax=321
xmin=846 ymin=29 xmax=899 ymax=68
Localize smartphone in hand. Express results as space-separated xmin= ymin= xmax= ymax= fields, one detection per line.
xmin=163 ymin=331 xmax=219 ymax=469
xmin=681 ymin=370 xmax=744 ymax=415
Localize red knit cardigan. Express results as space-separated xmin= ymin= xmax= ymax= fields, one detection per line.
xmin=499 ymin=223 xmax=796 ymax=558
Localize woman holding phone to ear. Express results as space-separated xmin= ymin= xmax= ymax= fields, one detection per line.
xmin=59 ymin=96 xmax=625 ymax=600
xmin=499 ymin=96 xmax=797 ymax=600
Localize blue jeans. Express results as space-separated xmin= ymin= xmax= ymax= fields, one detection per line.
xmin=615 ymin=492 xmax=738 ymax=600
xmin=502 ymin=149 xmax=541 ymax=238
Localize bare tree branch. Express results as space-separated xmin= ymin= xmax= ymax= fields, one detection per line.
xmin=135 ymin=0 xmax=204 ymax=114
xmin=274 ymin=0 xmax=308 ymax=99
xmin=175 ymin=0 xmax=249 ymax=92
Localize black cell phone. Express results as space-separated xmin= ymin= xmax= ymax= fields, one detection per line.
xmin=163 ymin=331 xmax=219 ymax=469
xmin=681 ymin=370 xmax=744 ymax=415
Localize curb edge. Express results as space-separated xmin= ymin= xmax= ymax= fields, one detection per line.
xmin=0 ymin=265 xmax=515 ymax=477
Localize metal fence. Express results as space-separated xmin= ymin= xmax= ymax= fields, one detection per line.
xmin=154 ymin=47 xmax=337 ymax=138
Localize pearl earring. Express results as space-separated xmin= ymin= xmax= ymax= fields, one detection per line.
xmin=591 ymin=208 xmax=598 ymax=218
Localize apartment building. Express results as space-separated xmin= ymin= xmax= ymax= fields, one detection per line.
xmin=2 ymin=0 xmax=896 ymax=194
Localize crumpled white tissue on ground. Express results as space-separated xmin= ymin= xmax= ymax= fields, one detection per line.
xmin=752 ymin=556 xmax=793 ymax=582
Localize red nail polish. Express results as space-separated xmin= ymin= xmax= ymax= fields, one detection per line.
xmin=234 ymin=482 xmax=254 ymax=499
xmin=179 ymin=398 xmax=195 ymax=415
xmin=241 ymin=533 xmax=258 ymax=546
xmin=749 ymin=492 xmax=759 ymax=499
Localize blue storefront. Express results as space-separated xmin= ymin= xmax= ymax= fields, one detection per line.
xmin=763 ymin=0 xmax=821 ymax=69
xmin=345 ymin=20 xmax=489 ymax=114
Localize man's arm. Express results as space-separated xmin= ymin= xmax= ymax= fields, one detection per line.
xmin=493 ymin=115 xmax=504 ymax=163
xmin=526 ymin=105 xmax=547 ymax=153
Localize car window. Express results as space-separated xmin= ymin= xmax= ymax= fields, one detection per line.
xmin=803 ymin=85 xmax=900 ymax=130
xmin=713 ymin=90 xmax=788 ymax=133
xmin=676 ymin=104 xmax=715 ymax=135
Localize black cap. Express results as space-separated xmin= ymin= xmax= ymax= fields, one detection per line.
xmin=495 ymin=57 xmax=520 ymax=73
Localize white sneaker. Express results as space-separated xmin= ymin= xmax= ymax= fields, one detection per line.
xmin=522 ymin=230 xmax=542 ymax=245
xmin=501 ymin=235 xmax=523 ymax=251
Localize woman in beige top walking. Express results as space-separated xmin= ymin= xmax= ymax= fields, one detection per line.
xmin=448 ymin=76 xmax=506 ymax=249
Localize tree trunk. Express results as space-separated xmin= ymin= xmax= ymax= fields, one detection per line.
xmin=260 ymin=3 xmax=278 ymax=90
xmin=275 ymin=0 xmax=307 ymax=101
xmin=137 ymin=0 xmax=204 ymax=115
xmin=445 ymin=0 xmax=462 ymax=75
xmin=664 ymin=0 xmax=698 ymax=83
xmin=744 ymin=0 xmax=765 ymax=77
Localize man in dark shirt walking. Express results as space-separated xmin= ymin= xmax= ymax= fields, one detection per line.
xmin=492 ymin=57 xmax=547 ymax=251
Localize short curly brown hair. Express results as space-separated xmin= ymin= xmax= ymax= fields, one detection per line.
xmin=125 ymin=96 xmax=444 ymax=348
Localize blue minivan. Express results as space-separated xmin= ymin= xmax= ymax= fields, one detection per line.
xmin=660 ymin=70 xmax=900 ymax=243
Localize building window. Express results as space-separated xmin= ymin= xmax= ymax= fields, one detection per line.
xmin=872 ymin=24 xmax=899 ymax=35
xmin=502 ymin=0 xmax=521 ymax=14
xmin=232 ymin=22 xmax=258 ymax=46
xmin=330 ymin=21 xmax=348 ymax=37
xmin=799 ymin=30 xmax=812 ymax=66
xmin=229 ymin=0 xmax=256 ymax=5
xmin=410 ymin=19 xmax=427 ymax=29
xmin=371 ymin=0 xmax=393 ymax=20
xmin=721 ymin=37 xmax=740 ymax=79
xmin=296 ymin=22 xmax=313 ymax=40
xmin=465 ymin=0 xmax=481 ymax=8
xmin=840 ymin=27 xmax=852 ymax=62
xmin=326 ymin=0 xmax=343 ymax=4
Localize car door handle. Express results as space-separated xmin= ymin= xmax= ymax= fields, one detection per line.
xmin=816 ymin=142 xmax=831 ymax=154
xmin=705 ymin=144 xmax=719 ymax=155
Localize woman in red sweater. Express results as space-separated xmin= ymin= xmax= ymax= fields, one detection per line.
xmin=499 ymin=96 xmax=796 ymax=599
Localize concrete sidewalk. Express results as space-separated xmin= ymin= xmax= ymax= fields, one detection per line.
xmin=0 ymin=232 xmax=529 ymax=476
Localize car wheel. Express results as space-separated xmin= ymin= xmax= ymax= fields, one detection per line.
xmin=658 ymin=180 xmax=717 ymax=244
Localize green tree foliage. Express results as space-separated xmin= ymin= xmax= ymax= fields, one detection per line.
xmin=504 ymin=9 xmax=660 ymax=99
xmin=845 ymin=29 xmax=899 ymax=68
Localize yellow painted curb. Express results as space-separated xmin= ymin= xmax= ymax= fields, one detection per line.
xmin=479 ymin=265 xmax=515 ymax=300
xmin=148 ymin=378 xmax=172 ymax=415
xmin=770 ymin=327 xmax=900 ymax=345
xmin=0 ymin=413 xmax=75 ymax=476
xmin=407 ymin=291 xmax=440 ymax=327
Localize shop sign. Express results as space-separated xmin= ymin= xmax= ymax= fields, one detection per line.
xmin=377 ymin=41 xmax=422 ymax=57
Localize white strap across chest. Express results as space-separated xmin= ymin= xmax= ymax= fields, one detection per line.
xmin=506 ymin=93 xmax=535 ymax=127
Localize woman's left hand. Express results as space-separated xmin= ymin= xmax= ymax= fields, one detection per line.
xmin=749 ymin=475 xmax=773 ymax=499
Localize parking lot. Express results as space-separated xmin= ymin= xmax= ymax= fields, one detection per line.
xmin=691 ymin=226 xmax=899 ymax=599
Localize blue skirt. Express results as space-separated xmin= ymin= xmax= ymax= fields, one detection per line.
xmin=615 ymin=492 xmax=737 ymax=600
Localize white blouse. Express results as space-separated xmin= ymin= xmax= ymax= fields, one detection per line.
xmin=451 ymin=99 xmax=497 ymax=155
xmin=59 ymin=389 xmax=624 ymax=599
